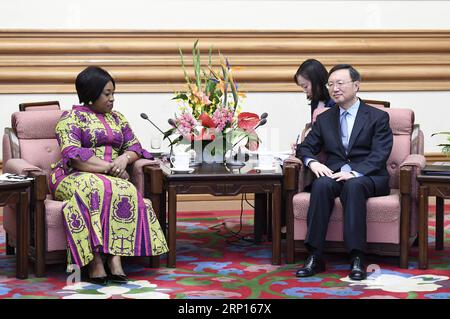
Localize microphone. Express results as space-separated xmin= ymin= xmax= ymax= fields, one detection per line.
xmin=140 ymin=113 xmax=173 ymax=158
xmin=226 ymin=113 xmax=268 ymax=167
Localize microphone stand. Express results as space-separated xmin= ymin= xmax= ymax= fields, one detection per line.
xmin=140 ymin=113 xmax=173 ymax=160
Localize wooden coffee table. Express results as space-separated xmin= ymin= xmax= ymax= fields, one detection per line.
xmin=145 ymin=162 xmax=284 ymax=268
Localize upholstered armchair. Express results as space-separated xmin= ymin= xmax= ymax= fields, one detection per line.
xmin=2 ymin=107 xmax=161 ymax=277
xmin=283 ymin=107 xmax=425 ymax=268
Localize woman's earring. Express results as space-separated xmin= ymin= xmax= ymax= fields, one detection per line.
xmin=88 ymin=101 xmax=93 ymax=105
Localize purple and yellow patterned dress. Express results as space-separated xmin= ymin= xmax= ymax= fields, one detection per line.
xmin=49 ymin=105 xmax=168 ymax=268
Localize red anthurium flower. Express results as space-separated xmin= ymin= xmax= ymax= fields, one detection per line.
xmin=237 ymin=112 xmax=260 ymax=131
xmin=188 ymin=127 xmax=216 ymax=141
xmin=198 ymin=113 xmax=215 ymax=128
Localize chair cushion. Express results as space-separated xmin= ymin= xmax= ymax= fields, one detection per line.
xmin=313 ymin=106 xmax=414 ymax=134
xmin=44 ymin=198 xmax=67 ymax=252
xmin=293 ymin=189 xmax=401 ymax=223
xmin=12 ymin=110 xmax=63 ymax=139
xmin=19 ymin=139 xmax=61 ymax=177
xmin=12 ymin=110 xmax=63 ymax=176
xmin=292 ymin=189 xmax=402 ymax=244
xmin=383 ymin=108 xmax=414 ymax=135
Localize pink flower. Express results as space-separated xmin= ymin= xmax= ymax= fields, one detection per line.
xmin=176 ymin=112 xmax=198 ymax=136
xmin=192 ymin=87 xmax=212 ymax=106
xmin=212 ymin=107 xmax=234 ymax=132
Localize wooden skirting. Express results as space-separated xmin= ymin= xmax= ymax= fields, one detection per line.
xmin=425 ymin=152 xmax=450 ymax=163
xmin=1 ymin=30 xmax=450 ymax=93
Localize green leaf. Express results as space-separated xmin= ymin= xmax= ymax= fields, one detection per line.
xmin=169 ymin=135 xmax=184 ymax=146
xmin=178 ymin=46 xmax=191 ymax=86
xmin=163 ymin=128 xmax=176 ymax=139
xmin=431 ymin=132 xmax=450 ymax=136
xmin=221 ymin=64 xmax=228 ymax=106
xmin=193 ymin=40 xmax=202 ymax=90
xmin=205 ymin=79 xmax=217 ymax=95
xmin=229 ymin=78 xmax=239 ymax=108
xmin=172 ymin=93 xmax=189 ymax=101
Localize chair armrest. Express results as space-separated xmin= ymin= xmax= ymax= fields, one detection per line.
xmin=399 ymin=153 xmax=426 ymax=198
xmin=411 ymin=124 xmax=424 ymax=155
xmin=129 ymin=158 xmax=160 ymax=193
xmin=283 ymin=155 xmax=301 ymax=166
xmin=398 ymin=153 xmax=426 ymax=242
xmin=283 ymin=156 xmax=312 ymax=192
xmin=400 ymin=154 xmax=426 ymax=170
xmin=3 ymin=158 xmax=42 ymax=175
xmin=283 ymin=159 xmax=301 ymax=191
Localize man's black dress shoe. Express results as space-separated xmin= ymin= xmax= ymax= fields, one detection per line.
xmin=108 ymin=274 xmax=129 ymax=284
xmin=295 ymin=255 xmax=326 ymax=277
xmin=349 ymin=256 xmax=366 ymax=281
xmin=88 ymin=276 xmax=108 ymax=286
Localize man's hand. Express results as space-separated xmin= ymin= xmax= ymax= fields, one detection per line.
xmin=331 ymin=171 xmax=355 ymax=182
xmin=309 ymin=161 xmax=334 ymax=178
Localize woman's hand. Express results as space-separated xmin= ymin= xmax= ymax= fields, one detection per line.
xmin=109 ymin=154 xmax=129 ymax=178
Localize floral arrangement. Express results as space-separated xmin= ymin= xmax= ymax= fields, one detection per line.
xmin=165 ymin=40 xmax=261 ymax=157
xmin=431 ymin=131 xmax=450 ymax=155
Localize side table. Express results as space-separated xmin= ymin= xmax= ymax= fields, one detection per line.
xmin=417 ymin=168 xmax=450 ymax=269
xmin=0 ymin=179 xmax=32 ymax=278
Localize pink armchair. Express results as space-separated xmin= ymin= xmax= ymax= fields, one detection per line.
xmin=283 ymin=107 xmax=425 ymax=268
xmin=2 ymin=107 xmax=162 ymax=277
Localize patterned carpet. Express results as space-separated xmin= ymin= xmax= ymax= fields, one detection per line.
xmin=0 ymin=209 xmax=449 ymax=299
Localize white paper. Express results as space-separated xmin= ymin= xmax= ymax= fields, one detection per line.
xmin=0 ymin=173 xmax=33 ymax=182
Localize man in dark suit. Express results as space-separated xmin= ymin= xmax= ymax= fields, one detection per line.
xmin=295 ymin=64 xmax=393 ymax=280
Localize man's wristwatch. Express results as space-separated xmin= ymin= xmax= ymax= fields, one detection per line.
xmin=349 ymin=171 xmax=357 ymax=177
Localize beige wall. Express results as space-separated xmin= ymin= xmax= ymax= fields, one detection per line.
xmin=1 ymin=1 xmax=450 ymax=30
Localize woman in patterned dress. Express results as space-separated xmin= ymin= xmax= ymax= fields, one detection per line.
xmin=49 ymin=66 xmax=168 ymax=285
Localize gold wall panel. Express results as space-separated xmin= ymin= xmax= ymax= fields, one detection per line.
xmin=0 ymin=30 xmax=449 ymax=93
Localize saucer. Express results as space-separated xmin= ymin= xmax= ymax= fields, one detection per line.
xmin=254 ymin=166 xmax=277 ymax=172
xmin=170 ymin=167 xmax=195 ymax=174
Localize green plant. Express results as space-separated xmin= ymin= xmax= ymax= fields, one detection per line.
xmin=431 ymin=131 xmax=450 ymax=155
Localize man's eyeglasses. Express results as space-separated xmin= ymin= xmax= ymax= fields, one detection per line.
xmin=325 ymin=80 xmax=354 ymax=90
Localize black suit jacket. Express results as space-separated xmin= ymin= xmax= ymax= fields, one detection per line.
xmin=297 ymin=100 xmax=393 ymax=195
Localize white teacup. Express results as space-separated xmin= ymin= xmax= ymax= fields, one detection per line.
xmin=258 ymin=151 xmax=274 ymax=168
xmin=170 ymin=152 xmax=190 ymax=169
